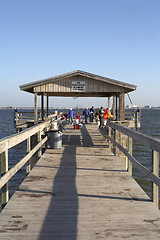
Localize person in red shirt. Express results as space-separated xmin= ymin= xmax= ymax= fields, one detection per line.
xmin=102 ymin=108 xmax=113 ymax=127
xmin=76 ymin=113 xmax=81 ymax=124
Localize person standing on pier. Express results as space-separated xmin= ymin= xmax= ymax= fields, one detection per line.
xmin=14 ymin=107 xmax=19 ymax=120
xmin=89 ymin=106 xmax=94 ymax=122
xmin=68 ymin=108 xmax=74 ymax=124
xmin=95 ymin=108 xmax=100 ymax=123
xmin=14 ymin=107 xmax=19 ymax=114
xmin=102 ymin=108 xmax=113 ymax=127
xmin=83 ymin=108 xmax=90 ymax=124
xmin=99 ymin=107 xmax=104 ymax=128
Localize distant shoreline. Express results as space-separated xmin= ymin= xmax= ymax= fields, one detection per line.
xmin=0 ymin=107 xmax=160 ymax=110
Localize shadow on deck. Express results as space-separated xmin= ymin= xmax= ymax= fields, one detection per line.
xmin=37 ymin=125 xmax=104 ymax=238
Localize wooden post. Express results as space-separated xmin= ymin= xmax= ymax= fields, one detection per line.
xmin=152 ymin=150 xmax=159 ymax=208
xmin=125 ymin=136 xmax=129 ymax=171
xmin=34 ymin=92 xmax=38 ymax=124
xmin=119 ymin=92 xmax=125 ymax=121
xmin=26 ymin=137 xmax=31 ymax=174
xmin=38 ymin=130 xmax=42 ymax=158
xmin=46 ymin=95 xmax=49 ymax=117
xmin=113 ymin=96 xmax=116 ymax=120
xmin=135 ymin=110 xmax=140 ymax=130
xmin=118 ymin=131 xmax=122 ymax=158
xmin=116 ymin=95 xmax=118 ymax=121
xmin=108 ymin=126 xmax=111 ymax=151
xmin=108 ymin=97 xmax=110 ymax=119
xmin=107 ymin=98 xmax=113 ymax=148
xmin=1 ymin=150 xmax=9 ymax=209
xmin=128 ymin=137 xmax=132 ymax=176
xmin=41 ymin=93 xmax=44 ymax=121
xmin=30 ymin=134 xmax=38 ymax=168
xmin=125 ymin=155 xmax=128 ymax=171
xmin=114 ymin=129 xmax=118 ymax=156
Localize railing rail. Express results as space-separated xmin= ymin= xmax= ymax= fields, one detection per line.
xmin=14 ymin=111 xmax=56 ymax=120
xmin=0 ymin=113 xmax=62 ymax=209
xmin=0 ymin=120 xmax=51 ymax=209
xmin=0 ymin=136 xmax=48 ymax=190
xmin=107 ymin=121 xmax=160 ymax=152
xmin=100 ymin=120 xmax=160 ymax=208
xmin=14 ymin=111 xmax=61 ymax=131
xmin=0 ymin=121 xmax=50 ymax=153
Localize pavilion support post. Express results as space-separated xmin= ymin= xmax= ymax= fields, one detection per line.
xmin=46 ymin=95 xmax=49 ymax=117
xmin=108 ymin=97 xmax=113 ymax=150
xmin=113 ymin=96 xmax=116 ymax=120
xmin=116 ymin=95 xmax=118 ymax=121
xmin=108 ymin=97 xmax=110 ymax=119
xmin=119 ymin=92 xmax=125 ymax=121
xmin=34 ymin=92 xmax=38 ymax=124
xmin=41 ymin=93 xmax=44 ymax=121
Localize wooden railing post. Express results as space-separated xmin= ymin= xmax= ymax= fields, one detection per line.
xmin=26 ymin=137 xmax=31 ymax=174
xmin=135 ymin=111 xmax=140 ymax=130
xmin=152 ymin=150 xmax=159 ymax=208
xmin=118 ymin=131 xmax=122 ymax=157
xmin=1 ymin=150 xmax=9 ymax=209
xmin=128 ymin=137 xmax=132 ymax=176
xmin=108 ymin=126 xmax=111 ymax=150
xmin=38 ymin=130 xmax=42 ymax=158
xmin=114 ymin=129 xmax=118 ymax=156
xmin=125 ymin=136 xmax=129 ymax=171
xmin=34 ymin=92 xmax=38 ymax=124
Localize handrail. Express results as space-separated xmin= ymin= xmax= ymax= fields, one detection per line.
xmin=0 ymin=111 xmax=64 ymax=209
xmin=100 ymin=121 xmax=160 ymax=208
xmin=14 ymin=112 xmax=60 ymax=130
xmin=0 ymin=136 xmax=48 ymax=190
xmin=0 ymin=115 xmax=62 ymax=209
xmin=107 ymin=121 xmax=160 ymax=152
xmin=0 ymin=120 xmax=50 ymax=153
xmin=107 ymin=134 xmax=160 ymax=187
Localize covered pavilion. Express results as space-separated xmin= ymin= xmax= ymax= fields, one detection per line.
xmin=20 ymin=70 xmax=136 ymax=123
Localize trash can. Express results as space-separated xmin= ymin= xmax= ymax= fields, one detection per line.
xmin=49 ymin=129 xmax=62 ymax=149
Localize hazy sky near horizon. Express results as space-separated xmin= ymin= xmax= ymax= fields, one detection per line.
xmin=0 ymin=0 xmax=160 ymax=108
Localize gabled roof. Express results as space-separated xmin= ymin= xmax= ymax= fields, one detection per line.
xmin=20 ymin=70 xmax=136 ymax=96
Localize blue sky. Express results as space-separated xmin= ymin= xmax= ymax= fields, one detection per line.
xmin=0 ymin=0 xmax=160 ymax=108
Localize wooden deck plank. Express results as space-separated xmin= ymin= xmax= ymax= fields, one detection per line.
xmin=0 ymin=124 xmax=160 ymax=239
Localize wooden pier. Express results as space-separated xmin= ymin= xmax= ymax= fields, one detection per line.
xmin=0 ymin=70 xmax=159 ymax=239
xmin=0 ymin=123 xmax=160 ymax=239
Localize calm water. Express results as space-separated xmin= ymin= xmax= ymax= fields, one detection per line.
xmin=132 ymin=109 xmax=160 ymax=199
xmin=0 ymin=108 xmax=160 ymax=201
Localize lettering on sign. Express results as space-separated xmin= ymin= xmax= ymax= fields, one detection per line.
xmin=71 ymin=81 xmax=85 ymax=92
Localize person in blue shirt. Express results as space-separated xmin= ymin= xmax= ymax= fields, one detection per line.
xmin=14 ymin=107 xmax=19 ymax=120
xmin=83 ymin=108 xmax=90 ymax=124
xmin=68 ymin=108 xmax=74 ymax=124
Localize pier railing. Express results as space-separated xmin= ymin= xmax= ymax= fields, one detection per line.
xmin=100 ymin=121 xmax=160 ymax=208
xmin=14 ymin=111 xmax=58 ymax=121
xmin=14 ymin=111 xmax=61 ymax=132
xmin=0 ymin=113 xmax=62 ymax=209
